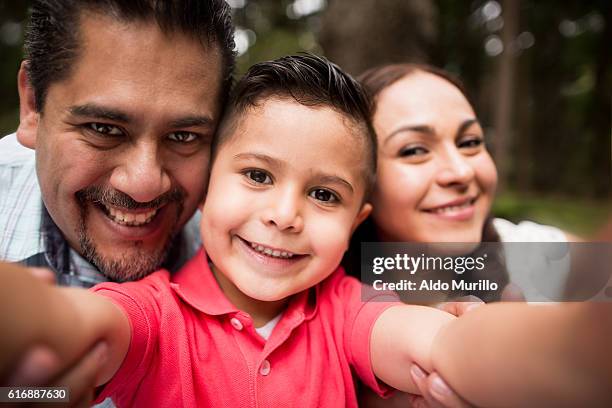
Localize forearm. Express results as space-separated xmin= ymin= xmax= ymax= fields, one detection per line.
xmin=0 ymin=262 xmax=129 ymax=384
xmin=0 ymin=262 xmax=72 ymax=371
xmin=431 ymin=302 xmax=612 ymax=408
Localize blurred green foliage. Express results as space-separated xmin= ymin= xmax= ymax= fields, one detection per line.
xmin=494 ymin=192 xmax=611 ymax=235
xmin=0 ymin=0 xmax=609 ymax=232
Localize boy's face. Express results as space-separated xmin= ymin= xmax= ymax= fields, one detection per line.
xmin=201 ymin=98 xmax=371 ymax=302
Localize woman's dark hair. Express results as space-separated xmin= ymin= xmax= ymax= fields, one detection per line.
xmin=358 ymin=62 xmax=475 ymax=115
xmin=213 ymin=53 xmax=378 ymax=200
xmin=24 ymin=0 xmax=236 ymax=112
xmin=343 ymin=63 xmax=508 ymax=302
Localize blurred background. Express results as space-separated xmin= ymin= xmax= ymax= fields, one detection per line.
xmin=0 ymin=0 xmax=610 ymax=234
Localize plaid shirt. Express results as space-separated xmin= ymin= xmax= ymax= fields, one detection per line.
xmin=0 ymin=133 xmax=202 ymax=288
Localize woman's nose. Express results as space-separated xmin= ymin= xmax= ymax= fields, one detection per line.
xmin=436 ymin=149 xmax=476 ymax=188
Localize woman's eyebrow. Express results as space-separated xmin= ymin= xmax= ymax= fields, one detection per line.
xmin=455 ymin=118 xmax=480 ymax=139
xmin=384 ymin=124 xmax=435 ymax=146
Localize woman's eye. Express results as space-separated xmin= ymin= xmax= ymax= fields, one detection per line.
xmin=245 ymin=170 xmax=272 ymax=185
xmin=309 ymin=188 xmax=339 ymax=203
xmin=399 ymin=146 xmax=428 ymax=157
xmin=459 ymin=138 xmax=483 ymax=149
xmin=87 ymin=123 xmax=123 ymax=136
xmin=168 ymin=132 xmax=198 ymax=143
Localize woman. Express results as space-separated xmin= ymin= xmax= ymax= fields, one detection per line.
xmin=346 ymin=63 xmax=572 ymax=298
xmin=350 ymin=63 xmax=573 ymax=408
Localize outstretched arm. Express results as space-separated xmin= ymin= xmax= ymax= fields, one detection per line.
xmin=371 ymin=302 xmax=612 ymax=407
xmin=0 ymin=262 xmax=130 ymax=386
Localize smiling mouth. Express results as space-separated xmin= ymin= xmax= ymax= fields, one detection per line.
xmin=423 ymin=197 xmax=477 ymax=214
xmin=238 ymin=236 xmax=306 ymax=260
xmin=98 ymin=203 xmax=161 ymax=227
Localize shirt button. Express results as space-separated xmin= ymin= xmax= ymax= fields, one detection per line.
xmin=230 ymin=317 xmax=243 ymax=331
xmin=259 ymin=359 xmax=271 ymax=376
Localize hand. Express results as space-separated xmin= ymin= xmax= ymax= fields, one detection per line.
xmin=500 ymin=283 xmax=526 ymax=302
xmin=6 ymin=341 xmax=108 ymax=407
xmin=408 ymin=364 xmax=474 ymax=408
xmin=26 ymin=267 xmax=56 ymax=285
xmin=434 ymin=296 xmax=484 ymax=317
xmin=399 ymin=298 xmax=483 ymax=408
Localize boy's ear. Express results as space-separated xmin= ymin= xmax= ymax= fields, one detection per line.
xmin=351 ymin=202 xmax=372 ymax=234
xmin=16 ymin=61 xmax=39 ymax=149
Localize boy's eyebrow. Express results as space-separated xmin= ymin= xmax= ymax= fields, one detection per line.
xmin=233 ymin=152 xmax=284 ymax=171
xmin=315 ymin=174 xmax=354 ymax=193
xmin=234 ymin=152 xmax=354 ymax=192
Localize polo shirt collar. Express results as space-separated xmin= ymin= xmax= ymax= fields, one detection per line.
xmin=171 ymin=248 xmax=319 ymax=320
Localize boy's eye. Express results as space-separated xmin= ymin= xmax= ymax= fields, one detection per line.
xmin=399 ymin=146 xmax=428 ymax=157
xmin=87 ymin=123 xmax=123 ymax=136
xmin=309 ymin=188 xmax=339 ymax=203
xmin=245 ymin=169 xmax=272 ymax=185
xmin=168 ymin=131 xmax=199 ymax=143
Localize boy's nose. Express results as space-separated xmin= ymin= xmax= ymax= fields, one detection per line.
xmin=263 ymin=188 xmax=304 ymax=233
xmin=109 ymin=141 xmax=172 ymax=203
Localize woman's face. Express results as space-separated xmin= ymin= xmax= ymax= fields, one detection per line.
xmin=371 ymin=71 xmax=497 ymax=243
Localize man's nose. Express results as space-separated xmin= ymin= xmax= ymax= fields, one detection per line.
xmin=436 ymin=148 xmax=476 ymax=188
xmin=262 ymin=187 xmax=304 ymax=233
xmin=109 ymin=141 xmax=171 ymax=203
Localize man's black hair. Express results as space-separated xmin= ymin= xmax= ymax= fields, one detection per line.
xmin=214 ymin=53 xmax=377 ymax=198
xmin=24 ymin=0 xmax=236 ymax=112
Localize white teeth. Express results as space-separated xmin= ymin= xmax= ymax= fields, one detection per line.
xmin=432 ymin=201 xmax=472 ymax=214
xmin=104 ymin=205 xmax=158 ymax=226
xmin=249 ymin=242 xmax=295 ymax=259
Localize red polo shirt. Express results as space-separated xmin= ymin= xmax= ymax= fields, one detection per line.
xmin=93 ymin=249 xmax=398 ymax=407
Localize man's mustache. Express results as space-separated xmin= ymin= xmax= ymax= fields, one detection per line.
xmin=76 ymin=185 xmax=186 ymax=210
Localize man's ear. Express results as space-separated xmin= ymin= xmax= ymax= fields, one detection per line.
xmin=16 ymin=61 xmax=39 ymax=149
xmin=351 ymin=202 xmax=372 ymax=234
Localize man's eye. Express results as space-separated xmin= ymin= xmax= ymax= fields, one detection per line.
xmin=244 ymin=170 xmax=272 ymax=185
xmin=168 ymin=132 xmax=198 ymax=143
xmin=87 ymin=123 xmax=123 ymax=136
xmin=309 ymin=188 xmax=339 ymax=203
xmin=399 ymin=146 xmax=428 ymax=157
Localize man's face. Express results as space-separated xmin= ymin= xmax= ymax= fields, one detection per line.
xmin=20 ymin=12 xmax=223 ymax=280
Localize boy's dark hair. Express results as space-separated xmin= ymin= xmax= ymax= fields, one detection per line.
xmin=214 ymin=53 xmax=377 ymax=199
xmin=24 ymin=0 xmax=236 ymax=112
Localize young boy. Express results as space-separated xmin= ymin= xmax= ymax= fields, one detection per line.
xmin=1 ymin=54 xmax=611 ymax=407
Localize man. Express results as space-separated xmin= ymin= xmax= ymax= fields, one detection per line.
xmin=0 ymin=0 xmax=235 ymax=286
xmin=0 ymin=0 xmax=235 ymax=405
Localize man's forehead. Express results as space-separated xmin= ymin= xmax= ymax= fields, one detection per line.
xmin=76 ymin=9 xmax=219 ymax=65
xmin=46 ymin=10 xmax=224 ymax=125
